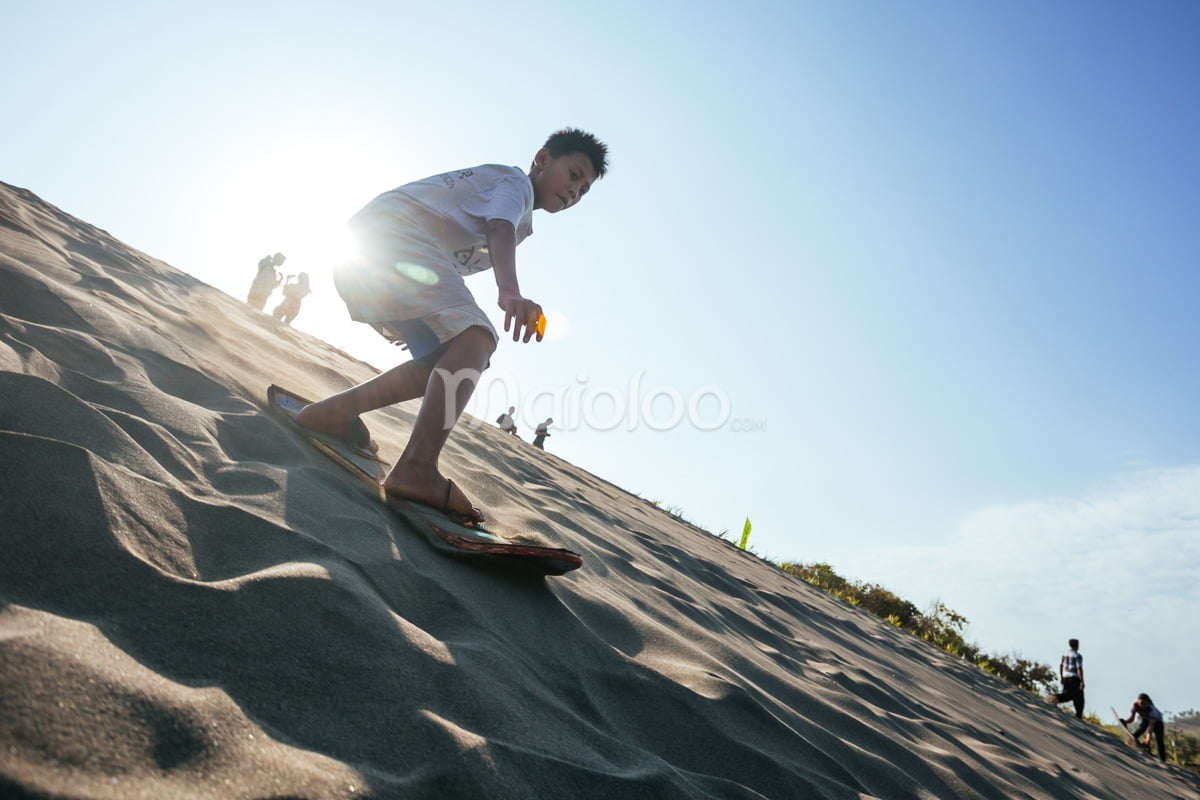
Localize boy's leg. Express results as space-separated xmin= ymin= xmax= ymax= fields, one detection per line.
xmin=383 ymin=326 xmax=495 ymax=517
xmin=295 ymin=360 xmax=435 ymax=438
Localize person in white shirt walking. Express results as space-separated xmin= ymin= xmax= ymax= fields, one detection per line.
xmin=1050 ymin=638 xmax=1085 ymax=718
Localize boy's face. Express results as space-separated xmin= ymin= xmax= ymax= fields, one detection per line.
xmin=530 ymin=148 xmax=597 ymax=213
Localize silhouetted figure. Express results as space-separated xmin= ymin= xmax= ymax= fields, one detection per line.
xmin=533 ymin=417 xmax=552 ymax=450
xmin=272 ymin=272 xmax=311 ymax=326
xmin=496 ymin=406 xmax=518 ymax=435
xmin=247 ymin=252 xmax=286 ymax=310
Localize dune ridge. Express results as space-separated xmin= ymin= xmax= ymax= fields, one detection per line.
xmin=2 ymin=179 xmax=1197 ymax=799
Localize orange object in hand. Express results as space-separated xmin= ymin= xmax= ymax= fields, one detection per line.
xmin=535 ymin=313 xmax=547 ymax=337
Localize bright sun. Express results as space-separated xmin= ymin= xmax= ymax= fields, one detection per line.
xmin=180 ymin=130 xmax=395 ymax=355
xmin=194 ymin=129 xmax=560 ymax=368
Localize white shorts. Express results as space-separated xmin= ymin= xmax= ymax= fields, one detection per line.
xmin=333 ymin=196 xmax=499 ymax=352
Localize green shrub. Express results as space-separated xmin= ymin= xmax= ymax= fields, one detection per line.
xmin=779 ymin=561 xmax=1055 ymax=696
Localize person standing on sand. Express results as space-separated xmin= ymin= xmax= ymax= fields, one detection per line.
xmin=496 ymin=406 xmax=518 ymax=436
xmin=533 ymin=417 xmax=552 ymax=450
xmin=1121 ymin=693 xmax=1166 ymax=761
xmin=293 ymin=129 xmax=608 ymax=522
xmin=1051 ymin=638 xmax=1085 ymax=718
xmin=272 ymin=272 xmax=311 ymax=325
xmin=247 ymin=252 xmax=286 ymax=310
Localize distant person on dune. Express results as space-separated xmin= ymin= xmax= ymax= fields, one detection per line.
xmin=247 ymin=252 xmax=286 ymax=310
xmin=1121 ymin=693 xmax=1166 ymax=761
xmin=533 ymin=417 xmax=552 ymax=450
xmin=1049 ymin=638 xmax=1085 ymax=718
xmin=272 ymin=272 xmax=311 ymax=326
xmin=496 ymin=406 xmax=518 ymax=436
xmin=291 ymin=128 xmax=608 ymax=522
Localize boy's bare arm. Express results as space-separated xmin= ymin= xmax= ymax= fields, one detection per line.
xmin=486 ymin=218 xmax=543 ymax=342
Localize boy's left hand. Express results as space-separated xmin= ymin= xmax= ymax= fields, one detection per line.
xmin=499 ymin=292 xmax=545 ymax=343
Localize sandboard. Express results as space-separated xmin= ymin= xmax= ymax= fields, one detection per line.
xmin=1111 ymin=707 xmax=1142 ymax=749
xmin=267 ymin=385 xmax=583 ymax=576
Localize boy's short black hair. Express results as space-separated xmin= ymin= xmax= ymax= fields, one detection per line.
xmin=544 ymin=128 xmax=609 ymax=180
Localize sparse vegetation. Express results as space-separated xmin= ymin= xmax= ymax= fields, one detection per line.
xmin=648 ymin=499 xmax=693 ymax=525
xmin=635 ymin=505 xmax=1200 ymax=774
xmin=1094 ymin=714 xmax=1200 ymax=773
xmin=778 ymin=561 xmax=1056 ymax=694
xmin=1165 ymin=712 xmax=1200 ymax=772
xmin=777 ymin=559 xmax=1198 ymax=774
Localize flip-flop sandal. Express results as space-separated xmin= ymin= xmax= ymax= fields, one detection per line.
xmin=384 ymin=479 xmax=486 ymax=526
xmin=347 ymin=416 xmax=377 ymax=454
xmin=442 ymin=479 xmax=486 ymax=526
xmin=271 ymin=385 xmax=379 ymax=456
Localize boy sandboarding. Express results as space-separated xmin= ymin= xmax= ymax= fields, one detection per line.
xmin=282 ymin=128 xmax=607 ymax=552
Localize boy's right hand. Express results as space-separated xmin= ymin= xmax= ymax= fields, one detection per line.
xmin=499 ymin=291 xmax=545 ymax=343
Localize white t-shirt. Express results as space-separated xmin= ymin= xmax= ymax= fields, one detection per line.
xmin=383 ymin=164 xmax=534 ymax=275
xmin=1060 ymin=650 xmax=1083 ymax=678
xmin=334 ymin=164 xmax=535 ymax=332
xmin=1133 ymin=702 xmax=1164 ymax=724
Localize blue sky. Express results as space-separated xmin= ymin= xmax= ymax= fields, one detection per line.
xmin=5 ymin=2 xmax=1199 ymax=721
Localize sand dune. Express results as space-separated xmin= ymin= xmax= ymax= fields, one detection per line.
xmin=2 ymin=179 xmax=1197 ymax=799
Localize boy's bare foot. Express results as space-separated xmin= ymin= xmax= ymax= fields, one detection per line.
xmin=295 ymin=402 xmax=379 ymax=453
xmin=383 ymin=466 xmax=484 ymax=524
